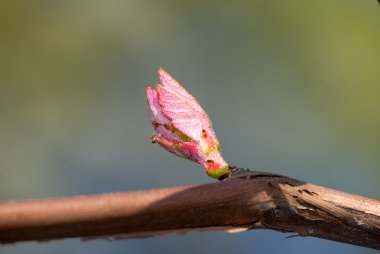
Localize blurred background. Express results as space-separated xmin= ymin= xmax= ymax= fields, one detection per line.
xmin=1 ymin=1 xmax=379 ymax=253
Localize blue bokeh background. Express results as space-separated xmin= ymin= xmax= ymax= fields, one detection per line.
xmin=1 ymin=1 xmax=379 ymax=253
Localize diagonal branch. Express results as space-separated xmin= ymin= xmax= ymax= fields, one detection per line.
xmin=0 ymin=170 xmax=379 ymax=249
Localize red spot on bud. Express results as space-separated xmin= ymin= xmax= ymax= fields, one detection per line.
xmin=152 ymin=121 xmax=159 ymax=129
xmin=206 ymin=159 xmax=215 ymax=168
xmin=164 ymin=124 xmax=171 ymax=130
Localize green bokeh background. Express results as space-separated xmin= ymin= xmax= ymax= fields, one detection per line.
xmin=1 ymin=1 xmax=379 ymax=254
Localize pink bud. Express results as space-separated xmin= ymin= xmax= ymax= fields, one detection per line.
xmin=146 ymin=68 xmax=230 ymax=179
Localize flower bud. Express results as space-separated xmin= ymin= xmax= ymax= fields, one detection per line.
xmin=146 ymin=68 xmax=230 ymax=179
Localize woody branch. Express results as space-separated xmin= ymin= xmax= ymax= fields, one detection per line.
xmin=1 ymin=170 xmax=379 ymax=250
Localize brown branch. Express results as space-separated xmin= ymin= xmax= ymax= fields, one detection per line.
xmin=1 ymin=170 xmax=379 ymax=249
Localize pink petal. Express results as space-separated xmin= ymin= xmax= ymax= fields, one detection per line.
xmin=157 ymin=84 xmax=203 ymax=141
xmin=146 ymin=87 xmax=169 ymax=125
xmin=179 ymin=142 xmax=205 ymax=165
xmin=155 ymin=125 xmax=181 ymax=143
xmin=154 ymin=136 xmax=183 ymax=158
xmin=157 ymin=69 xmax=215 ymax=141
xmin=158 ymin=68 xmax=204 ymax=114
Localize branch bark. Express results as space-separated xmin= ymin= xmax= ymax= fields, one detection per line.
xmin=0 ymin=170 xmax=379 ymax=249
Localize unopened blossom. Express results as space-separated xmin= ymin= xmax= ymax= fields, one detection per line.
xmin=146 ymin=68 xmax=230 ymax=179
